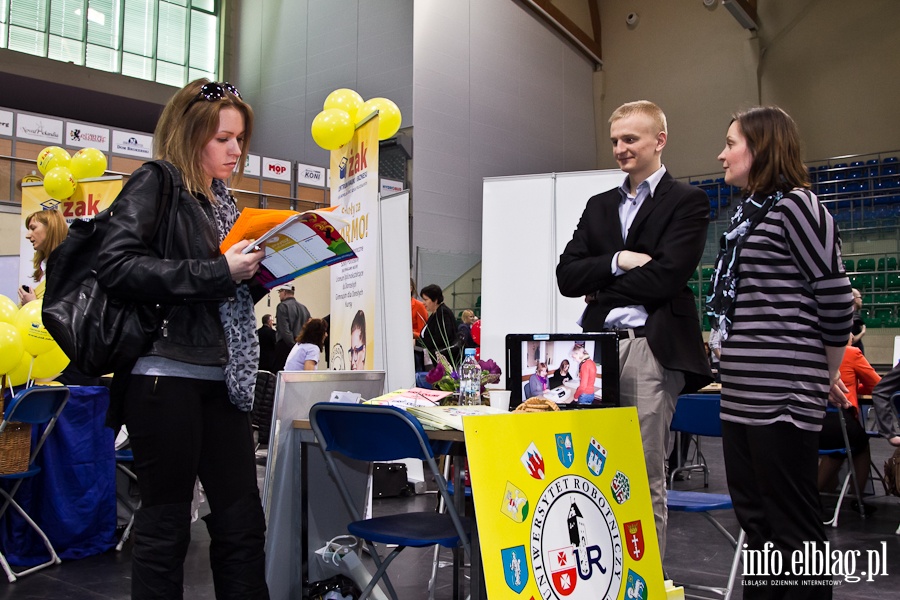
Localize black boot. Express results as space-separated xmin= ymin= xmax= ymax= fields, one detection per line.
xmin=131 ymin=502 xmax=193 ymax=600
xmin=203 ymin=493 xmax=270 ymax=599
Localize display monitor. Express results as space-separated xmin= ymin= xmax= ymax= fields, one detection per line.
xmin=505 ymin=332 xmax=619 ymax=410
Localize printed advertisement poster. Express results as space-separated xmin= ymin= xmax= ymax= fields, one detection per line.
xmin=18 ymin=178 xmax=123 ymax=291
xmin=465 ymin=408 xmax=664 ymax=600
xmin=328 ymin=116 xmax=379 ymax=371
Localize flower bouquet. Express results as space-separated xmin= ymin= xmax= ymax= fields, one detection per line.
xmin=424 ymin=352 xmax=502 ymax=406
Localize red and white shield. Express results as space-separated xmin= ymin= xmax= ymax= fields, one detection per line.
xmin=623 ymin=520 xmax=644 ymax=562
xmin=548 ymin=546 xmax=578 ymax=596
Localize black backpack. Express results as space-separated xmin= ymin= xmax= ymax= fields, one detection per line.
xmin=42 ymin=160 xmax=182 ymax=377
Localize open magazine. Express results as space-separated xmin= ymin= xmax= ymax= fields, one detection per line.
xmin=220 ymin=207 xmax=356 ymax=289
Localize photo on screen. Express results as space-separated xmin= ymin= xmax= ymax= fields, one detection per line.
xmin=505 ymin=333 xmax=619 ymax=410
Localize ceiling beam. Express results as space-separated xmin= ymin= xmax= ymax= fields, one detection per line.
xmin=723 ymin=0 xmax=759 ymax=30
xmin=518 ymin=0 xmax=603 ymax=67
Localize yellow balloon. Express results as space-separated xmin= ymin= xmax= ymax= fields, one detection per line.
xmin=0 ymin=295 xmax=18 ymax=325
xmin=5 ymin=353 xmax=32 ymax=387
xmin=15 ymin=299 xmax=55 ymax=357
xmin=43 ymin=166 xmax=78 ymax=200
xmin=311 ymin=109 xmax=355 ymax=151
xmin=0 ymin=322 xmax=25 ymax=374
xmin=69 ymin=147 xmax=108 ymax=180
xmin=37 ymin=146 xmax=72 ymax=176
xmin=31 ymin=345 xmax=69 ymax=379
xmin=324 ymin=88 xmax=364 ymax=123
xmin=359 ymin=98 xmax=402 ymax=140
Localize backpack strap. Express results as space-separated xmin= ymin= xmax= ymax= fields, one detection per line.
xmin=144 ymin=159 xmax=184 ymax=259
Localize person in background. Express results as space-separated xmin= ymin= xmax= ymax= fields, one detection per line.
xmin=548 ymin=359 xmax=572 ymax=389
xmin=284 ymin=317 xmax=328 ymax=371
xmin=95 ymin=79 xmax=269 ymax=598
xmin=817 ymin=334 xmax=880 ymax=509
xmin=415 ymin=284 xmax=461 ymax=388
xmin=850 ymin=288 xmax=866 ymax=354
xmin=527 ymin=362 xmax=549 ymax=399
xmin=411 ymin=278 xmax=428 ymax=373
xmin=257 ymin=314 xmax=277 ymax=373
xmin=709 ymin=106 xmax=852 ymax=596
xmin=18 ymin=208 xmax=68 ymax=304
xmin=557 ymin=100 xmax=711 ymax=560
xmin=349 ymin=309 xmax=366 ymax=370
xmin=419 ymin=284 xmax=461 ymax=365
xmin=571 ymin=344 xmax=597 ymax=405
xmin=867 ymin=361 xmax=900 ymax=448
xmin=458 ymin=309 xmax=478 ymax=350
xmin=274 ymin=284 xmax=309 ymax=370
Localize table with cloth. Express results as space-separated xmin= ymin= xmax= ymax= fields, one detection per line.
xmin=0 ymin=386 xmax=117 ymax=566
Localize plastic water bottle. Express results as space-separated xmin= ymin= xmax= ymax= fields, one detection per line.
xmin=459 ymin=348 xmax=481 ymax=406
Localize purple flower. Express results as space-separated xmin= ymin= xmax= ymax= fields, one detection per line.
xmin=479 ymin=358 xmax=501 ymax=375
xmin=425 ymin=364 xmax=445 ymax=384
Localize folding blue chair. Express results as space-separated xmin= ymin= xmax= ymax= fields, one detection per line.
xmin=667 ymin=393 xmax=745 ymax=600
xmin=669 ymin=393 xmax=719 ymax=486
xmin=309 ymin=403 xmax=472 ymax=600
xmin=0 ymin=386 xmax=70 ymax=582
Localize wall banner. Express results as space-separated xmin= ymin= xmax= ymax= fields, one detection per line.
xmin=0 ymin=110 xmax=13 ymax=136
xmin=465 ymin=408 xmax=664 ymax=600
xmin=16 ymin=113 xmax=63 ymax=144
xmin=111 ymin=130 xmax=153 ymax=158
xmin=329 ymin=116 xmax=379 ymax=371
xmin=65 ymin=122 xmax=110 ymax=151
xmin=18 ymin=178 xmax=123 ymax=290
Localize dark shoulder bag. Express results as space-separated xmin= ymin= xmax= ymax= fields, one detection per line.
xmin=42 ymin=160 xmax=182 ymax=377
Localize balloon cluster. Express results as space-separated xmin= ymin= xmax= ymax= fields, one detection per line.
xmin=310 ymin=89 xmax=402 ymax=150
xmin=37 ymin=146 xmax=108 ymax=200
xmin=0 ymin=296 xmax=69 ymax=388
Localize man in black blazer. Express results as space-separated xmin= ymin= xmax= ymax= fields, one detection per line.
xmin=557 ymin=101 xmax=712 ymax=560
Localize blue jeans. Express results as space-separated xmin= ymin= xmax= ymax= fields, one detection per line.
xmin=578 ymin=393 xmax=595 ymax=405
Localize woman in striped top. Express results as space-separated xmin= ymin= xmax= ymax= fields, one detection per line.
xmin=709 ymin=106 xmax=853 ymax=597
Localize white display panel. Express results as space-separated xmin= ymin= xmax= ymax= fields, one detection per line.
xmin=553 ymin=170 xmax=624 ymax=331
xmin=481 ymin=174 xmax=555 ymax=370
xmin=481 ymin=169 xmax=624 ymax=370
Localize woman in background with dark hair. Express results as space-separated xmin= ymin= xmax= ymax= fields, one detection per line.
xmin=548 ymin=359 xmax=572 ymax=389
xmin=96 ymin=79 xmax=269 ymax=599
xmin=285 ymin=318 xmax=328 ymax=371
xmin=419 ymin=283 xmax=461 ymax=365
xmin=708 ymin=106 xmax=852 ymax=597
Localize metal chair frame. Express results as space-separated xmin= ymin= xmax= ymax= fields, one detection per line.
xmin=309 ymin=403 xmax=471 ymax=600
xmin=819 ymin=407 xmax=866 ymax=527
xmin=667 ymin=393 xmax=745 ymax=600
xmin=0 ymin=386 xmax=70 ymax=582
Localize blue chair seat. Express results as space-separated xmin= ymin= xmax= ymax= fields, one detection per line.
xmin=0 ymin=466 xmax=42 ymax=480
xmin=667 ymin=490 xmax=733 ymax=512
xmin=349 ymin=513 xmax=472 ymax=549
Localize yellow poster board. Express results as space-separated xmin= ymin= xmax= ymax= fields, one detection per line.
xmin=464 ymin=407 xmax=663 ymax=600
xmin=329 ymin=116 xmax=379 ymax=371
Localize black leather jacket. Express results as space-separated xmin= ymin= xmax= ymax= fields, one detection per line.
xmin=96 ymin=164 xmax=237 ymax=365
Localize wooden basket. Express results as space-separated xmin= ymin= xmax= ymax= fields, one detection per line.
xmin=0 ymin=396 xmax=31 ymax=475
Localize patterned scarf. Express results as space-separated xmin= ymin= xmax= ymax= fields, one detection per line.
xmin=706 ymin=190 xmax=782 ymax=339
xmin=210 ymin=179 xmax=259 ymax=412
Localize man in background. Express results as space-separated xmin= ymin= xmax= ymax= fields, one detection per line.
xmin=557 ymin=100 xmax=711 ymax=560
xmin=257 ymin=314 xmax=277 ymax=373
xmin=274 ymin=284 xmax=310 ymax=371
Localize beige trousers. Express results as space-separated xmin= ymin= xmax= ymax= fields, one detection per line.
xmin=618 ymin=337 xmax=684 ymax=561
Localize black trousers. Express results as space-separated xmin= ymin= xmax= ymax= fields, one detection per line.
xmin=124 ymin=375 xmax=261 ymax=510
xmin=722 ymin=420 xmax=833 ymax=599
